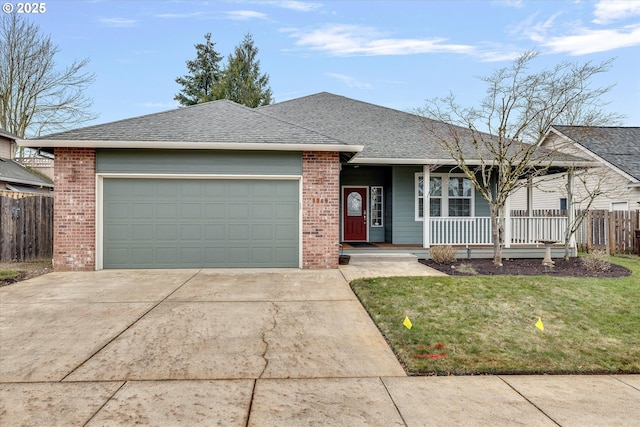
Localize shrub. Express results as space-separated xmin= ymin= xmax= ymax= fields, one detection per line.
xmin=430 ymin=245 xmax=457 ymax=264
xmin=582 ymin=250 xmax=611 ymax=272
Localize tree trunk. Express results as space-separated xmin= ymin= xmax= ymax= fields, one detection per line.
xmin=490 ymin=204 xmax=504 ymax=266
xmin=563 ymin=170 xmax=574 ymax=260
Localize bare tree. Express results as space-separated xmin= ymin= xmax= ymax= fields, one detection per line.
xmin=0 ymin=14 xmax=96 ymax=146
xmin=419 ymin=51 xmax=621 ymax=266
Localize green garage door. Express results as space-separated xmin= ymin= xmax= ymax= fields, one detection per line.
xmin=102 ymin=178 xmax=299 ymax=268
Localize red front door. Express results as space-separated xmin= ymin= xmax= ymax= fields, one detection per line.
xmin=343 ymin=187 xmax=367 ymax=241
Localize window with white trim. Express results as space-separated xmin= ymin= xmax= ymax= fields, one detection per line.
xmin=370 ymin=186 xmax=383 ymax=227
xmin=416 ymin=173 xmax=473 ymax=220
xmin=612 ymin=201 xmax=628 ymax=211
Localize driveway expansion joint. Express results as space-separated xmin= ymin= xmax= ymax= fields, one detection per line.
xmin=59 ymin=270 xmax=202 ymax=382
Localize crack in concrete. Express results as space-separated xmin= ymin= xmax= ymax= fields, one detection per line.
xmin=258 ymin=302 xmax=280 ymax=379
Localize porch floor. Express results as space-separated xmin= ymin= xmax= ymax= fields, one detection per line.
xmin=340 ymin=242 xmax=570 ymax=260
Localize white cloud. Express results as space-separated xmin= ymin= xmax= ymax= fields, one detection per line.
xmin=325 ymin=73 xmax=373 ymax=89
xmin=100 ymin=18 xmax=137 ymax=27
xmin=593 ymin=0 xmax=640 ymax=24
xmin=542 ymin=24 xmax=640 ymax=55
xmin=224 ymin=10 xmax=268 ymax=20
xmin=493 ymin=0 xmax=524 ymax=8
xmin=290 ymin=24 xmax=474 ymax=56
xmin=154 ymin=11 xmax=207 ymax=19
xmin=264 ymin=1 xmax=323 ymax=12
xmin=236 ymin=0 xmax=321 ymax=12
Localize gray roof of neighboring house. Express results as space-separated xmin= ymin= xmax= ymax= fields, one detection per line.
xmin=552 ymin=126 xmax=640 ymax=182
xmin=34 ymin=99 xmax=353 ymax=148
xmin=0 ymin=129 xmax=19 ymax=140
xmin=0 ymin=157 xmax=53 ymax=187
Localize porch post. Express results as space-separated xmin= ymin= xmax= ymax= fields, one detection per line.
xmin=423 ymin=165 xmax=430 ymax=248
xmin=504 ymin=191 xmax=512 ymax=248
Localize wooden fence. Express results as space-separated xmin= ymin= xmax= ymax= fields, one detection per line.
xmin=0 ymin=194 xmax=53 ymax=261
xmin=575 ymin=210 xmax=640 ymax=255
xmin=511 ymin=209 xmax=640 ymax=255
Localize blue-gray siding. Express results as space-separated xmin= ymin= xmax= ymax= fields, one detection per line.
xmin=391 ymin=166 xmax=423 ymax=244
xmin=96 ymin=149 xmax=302 ymax=175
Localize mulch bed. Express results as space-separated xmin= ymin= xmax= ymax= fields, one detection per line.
xmin=420 ymin=257 xmax=632 ymax=278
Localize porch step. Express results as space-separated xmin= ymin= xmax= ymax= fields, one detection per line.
xmin=346 ymin=253 xmax=419 ymax=264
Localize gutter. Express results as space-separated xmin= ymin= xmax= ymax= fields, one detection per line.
xmin=18 ymin=139 xmax=364 ymax=153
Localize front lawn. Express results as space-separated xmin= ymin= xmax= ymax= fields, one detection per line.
xmin=350 ymin=255 xmax=640 ymax=375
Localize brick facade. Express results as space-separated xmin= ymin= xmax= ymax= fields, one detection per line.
xmin=53 ymin=148 xmax=96 ymax=271
xmin=302 ymin=151 xmax=340 ymax=268
xmin=51 ymin=149 xmax=340 ymax=270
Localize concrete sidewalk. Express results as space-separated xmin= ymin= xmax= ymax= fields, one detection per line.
xmin=1 ymin=268 xmax=638 ymax=426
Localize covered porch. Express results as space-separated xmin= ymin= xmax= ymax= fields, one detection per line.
xmin=340 ymin=163 xmax=574 ymax=260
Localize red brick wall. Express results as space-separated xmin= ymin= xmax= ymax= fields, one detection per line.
xmin=302 ymin=151 xmax=340 ymax=268
xmin=53 ymin=148 xmax=96 ymax=271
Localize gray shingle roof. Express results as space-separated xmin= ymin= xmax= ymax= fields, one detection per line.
xmin=259 ymin=92 xmax=585 ymax=164
xmin=552 ymin=126 xmax=640 ymax=181
xmin=0 ymin=129 xmax=19 ymax=140
xmin=260 ymin=92 xmax=454 ymax=160
xmin=35 ymin=99 xmax=353 ymax=147
xmin=0 ymin=157 xmax=53 ymax=187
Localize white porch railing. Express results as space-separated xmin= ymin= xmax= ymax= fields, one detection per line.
xmin=510 ymin=216 xmax=567 ymax=244
xmin=430 ymin=217 xmax=492 ymax=245
xmin=429 ymin=216 xmax=568 ymax=246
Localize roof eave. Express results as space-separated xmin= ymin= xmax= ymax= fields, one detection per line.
xmin=350 ymin=157 xmax=596 ymax=168
xmin=1 ymin=176 xmax=53 ymax=188
xmin=18 ymin=139 xmax=364 ymax=153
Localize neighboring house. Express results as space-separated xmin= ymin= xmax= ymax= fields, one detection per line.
xmin=22 ymin=93 xmax=585 ymax=271
xmin=512 ymin=126 xmax=640 ymax=212
xmin=0 ymin=129 xmax=53 ymax=195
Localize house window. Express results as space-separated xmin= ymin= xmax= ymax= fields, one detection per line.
xmin=430 ymin=177 xmax=442 ymax=217
xmin=347 ymin=192 xmax=362 ymax=216
xmin=416 ymin=173 xmax=473 ymax=220
xmin=612 ymin=201 xmax=628 ymax=211
xmin=371 ymin=186 xmax=383 ymax=227
xmin=447 ymin=177 xmax=472 ymax=216
xmin=559 ymin=198 xmax=567 ymax=211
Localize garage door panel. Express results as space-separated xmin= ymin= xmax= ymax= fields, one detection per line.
xmin=132 ymin=203 xmax=154 ymax=219
xmin=252 ymin=224 xmax=273 ymax=240
xmin=132 ymin=224 xmax=154 ymax=240
xmin=106 ymin=203 xmax=129 ymax=219
xmin=205 ymin=224 xmax=226 ymax=240
xmin=179 ymin=224 xmax=203 ymax=240
xmin=228 ymin=224 xmax=250 ymax=240
xmin=204 ymin=203 xmax=226 ymax=219
xmin=103 ymin=178 xmax=299 ymax=268
xmin=229 ymin=203 xmax=250 ymax=219
xmin=156 ymin=224 xmax=178 ymax=240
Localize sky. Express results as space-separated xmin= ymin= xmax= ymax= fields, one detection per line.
xmin=11 ymin=0 xmax=640 ymax=131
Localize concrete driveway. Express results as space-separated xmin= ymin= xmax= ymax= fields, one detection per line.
xmin=1 ymin=268 xmax=639 ymax=426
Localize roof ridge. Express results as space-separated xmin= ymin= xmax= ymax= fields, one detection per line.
xmin=30 ymin=99 xmax=244 ymax=140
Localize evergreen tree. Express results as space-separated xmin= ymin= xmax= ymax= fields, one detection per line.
xmin=174 ymin=33 xmax=222 ymax=106
xmin=214 ymin=33 xmax=273 ymax=107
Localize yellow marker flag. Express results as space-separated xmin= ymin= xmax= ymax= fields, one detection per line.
xmin=403 ymin=316 xmax=413 ymax=330
xmin=535 ymin=317 xmax=544 ymax=331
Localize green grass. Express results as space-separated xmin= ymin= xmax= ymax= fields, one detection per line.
xmin=350 ymin=254 xmax=640 ymax=375
xmin=0 ymin=269 xmax=20 ymax=281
